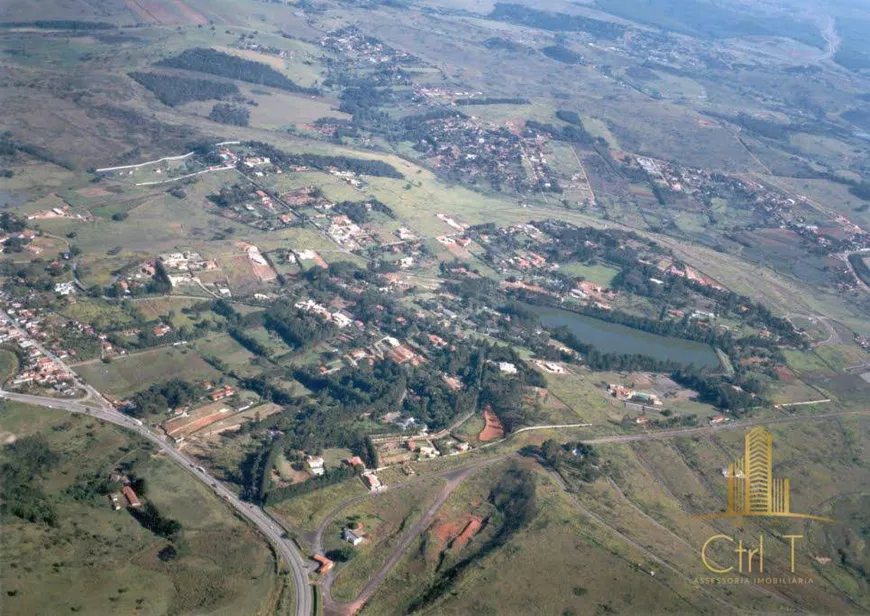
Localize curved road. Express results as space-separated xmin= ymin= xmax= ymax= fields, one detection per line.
xmin=3 ymin=304 xmax=866 ymax=616
xmin=0 ymin=389 xmax=314 ymax=616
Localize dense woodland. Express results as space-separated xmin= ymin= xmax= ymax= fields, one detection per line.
xmin=1 ymin=435 xmax=59 ymax=526
xmin=540 ymin=45 xmax=584 ymax=65
xmin=157 ymin=48 xmax=318 ymax=94
xmin=209 ymin=103 xmax=250 ymax=126
xmin=128 ymin=72 xmax=239 ymax=106
xmin=127 ymin=380 xmax=204 ymax=417
xmin=488 ymin=3 xmax=626 ymax=39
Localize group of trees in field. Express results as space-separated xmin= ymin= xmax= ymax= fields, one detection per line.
xmin=538 ymin=440 xmax=602 ymax=483
xmin=244 ymin=141 xmax=404 ymax=178
xmin=130 ymin=502 xmax=183 ymax=541
xmin=127 ymin=379 xmax=204 ymax=417
xmin=157 ymin=48 xmax=318 ymax=94
xmin=263 ymin=464 xmax=360 ymax=505
xmin=207 ymin=183 xmax=252 ymax=208
xmin=1 ymin=435 xmax=59 ymax=526
xmin=263 ymin=301 xmax=336 ymax=349
xmin=0 ymin=20 xmax=114 ymax=30
xmin=488 ymin=3 xmax=626 ymax=39
xmin=331 ymin=198 xmax=395 ymax=224
xmin=228 ymin=327 xmax=268 ymax=356
xmin=209 ymin=103 xmax=250 ymax=126
xmin=128 ymin=71 xmax=239 ymax=106
xmin=525 ymin=118 xmax=596 ymax=146
xmin=540 ymin=44 xmax=584 ymax=65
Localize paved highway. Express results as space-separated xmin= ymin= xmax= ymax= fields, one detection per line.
xmin=0 ymin=389 xmax=314 ymax=616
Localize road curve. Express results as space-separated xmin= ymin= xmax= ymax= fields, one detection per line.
xmin=0 ymin=390 xmax=314 ymax=616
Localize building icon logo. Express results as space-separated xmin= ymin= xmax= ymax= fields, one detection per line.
xmin=697 ymin=427 xmax=832 ymax=522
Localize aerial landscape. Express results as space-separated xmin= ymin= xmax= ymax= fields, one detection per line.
xmin=0 ymin=0 xmax=868 ymax=614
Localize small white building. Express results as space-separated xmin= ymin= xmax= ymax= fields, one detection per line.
xmin=343 ymin=528 xmax=364 ymax=546
xmin=307 ymin=455 xmax=325 ymax=476
xmin=54 ymin=282 xmax=76 ymax=296
xmin=498 ymin=362 xmax=518 ymax=375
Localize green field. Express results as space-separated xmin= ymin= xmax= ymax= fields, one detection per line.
xmin=327 ymin=477 xmax=445 ymax=602
xmin=557 ymin=262 xmax=619 ymax=286
xmin=0 ymin=403 xmax=282 ymax=615
xmin=268 ymin=477 xmax=369 ymax=539
xmin=76 ymin=346 xmax=221 ymax=398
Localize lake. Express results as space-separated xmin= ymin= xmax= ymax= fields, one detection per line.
xmin=529 ymin=304 xmax=722 ymax=370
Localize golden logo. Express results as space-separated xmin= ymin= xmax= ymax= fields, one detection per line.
xmin=696 ymin=427 xmax=833 ymax=522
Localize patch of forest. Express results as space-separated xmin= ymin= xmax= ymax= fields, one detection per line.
xmin=488 ymin=3 xmax=626 ymax=39
xmin=0 ymin=20 xmax=114 ymax=30
xmin=156 ymin=48 xmax=318 ymax=95
xmin=128 ymin=71 xmax=239 ymax=107
xmin=209 ymin=103 xmax=250 ymax=126
xmin=540 ymin=45 xmax=584 ymax=65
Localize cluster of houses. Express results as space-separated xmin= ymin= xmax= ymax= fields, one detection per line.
xmin=319 ymin=25 xmax=421 ymax=83
xmin=159 ymin=384 xmax=243 ymax=443
xmin=634 ymin=155 xmax=870 ymax=270
xmin=0 ymin=310 xmax=75 ymax=393
xmin=294 ymin=299 xmax=355 ymax=330
xmin=158 ymin=251 xmax=218 ymax=288
xmin=325 ymin=214 xmax=366 ymax=248
xmin=568 ymin=280 xmax=617 ymax=310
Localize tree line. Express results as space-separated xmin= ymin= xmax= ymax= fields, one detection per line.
xmin=244 ymin=141 xmax=404 ymax=179
xmin=157 ymin=48 xmax=318 ymax=95
xmin=488 ymin=3 xmax=626 ymax=39
xmin=128 ymin=71 xmax=239 ymax=106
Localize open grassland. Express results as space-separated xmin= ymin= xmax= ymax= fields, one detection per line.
xmin=0 ymin=403 xmax=280 ymax=616
xmin=360 ymin=460 xmax=510 ymax=614
xmin=557 ymin=262 xmax=619 ymax=286
xmin=194 ymin=332 xmax=261 ymax=374
xmin=537 ymin=369 xmax=624 ymax=424
xmin=374 ymin=458 xmax=723 ymax=616
xmin=327 ymin=477 xmax=446 ymax=602
xmin=268 ymin=477 xmax=368 ymax=539
xmin=76 ymin=345 xmax=221 ymax=397
xmin=365 ymin=414 xmax=870 ymax=614
xmin=59 ymin=298 xmax=138 ymax=330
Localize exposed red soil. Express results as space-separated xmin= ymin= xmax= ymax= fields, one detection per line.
xmin=478 ymin=408 xmax=504 ymax=442
xmin=775 ymin=366 xmax=796 ymax=383
xmin=450 ymin=516 xmax=483 ymax=551
xmin=429 ymin=517 xmax=463 ymax=553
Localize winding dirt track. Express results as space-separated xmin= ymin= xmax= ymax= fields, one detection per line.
xmin=317 ymin=408 xmax=869 ymax=614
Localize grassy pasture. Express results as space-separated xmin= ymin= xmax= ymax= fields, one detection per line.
xmin=268 ymin=477 xmax=368 ymax=538
xmin=327 ymin=477 xmax=445 ymax=602
xmin=0 ymin=403 xmax=279 ymax=616
xmin=76 ymin=345 xmax=221 ymax=397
